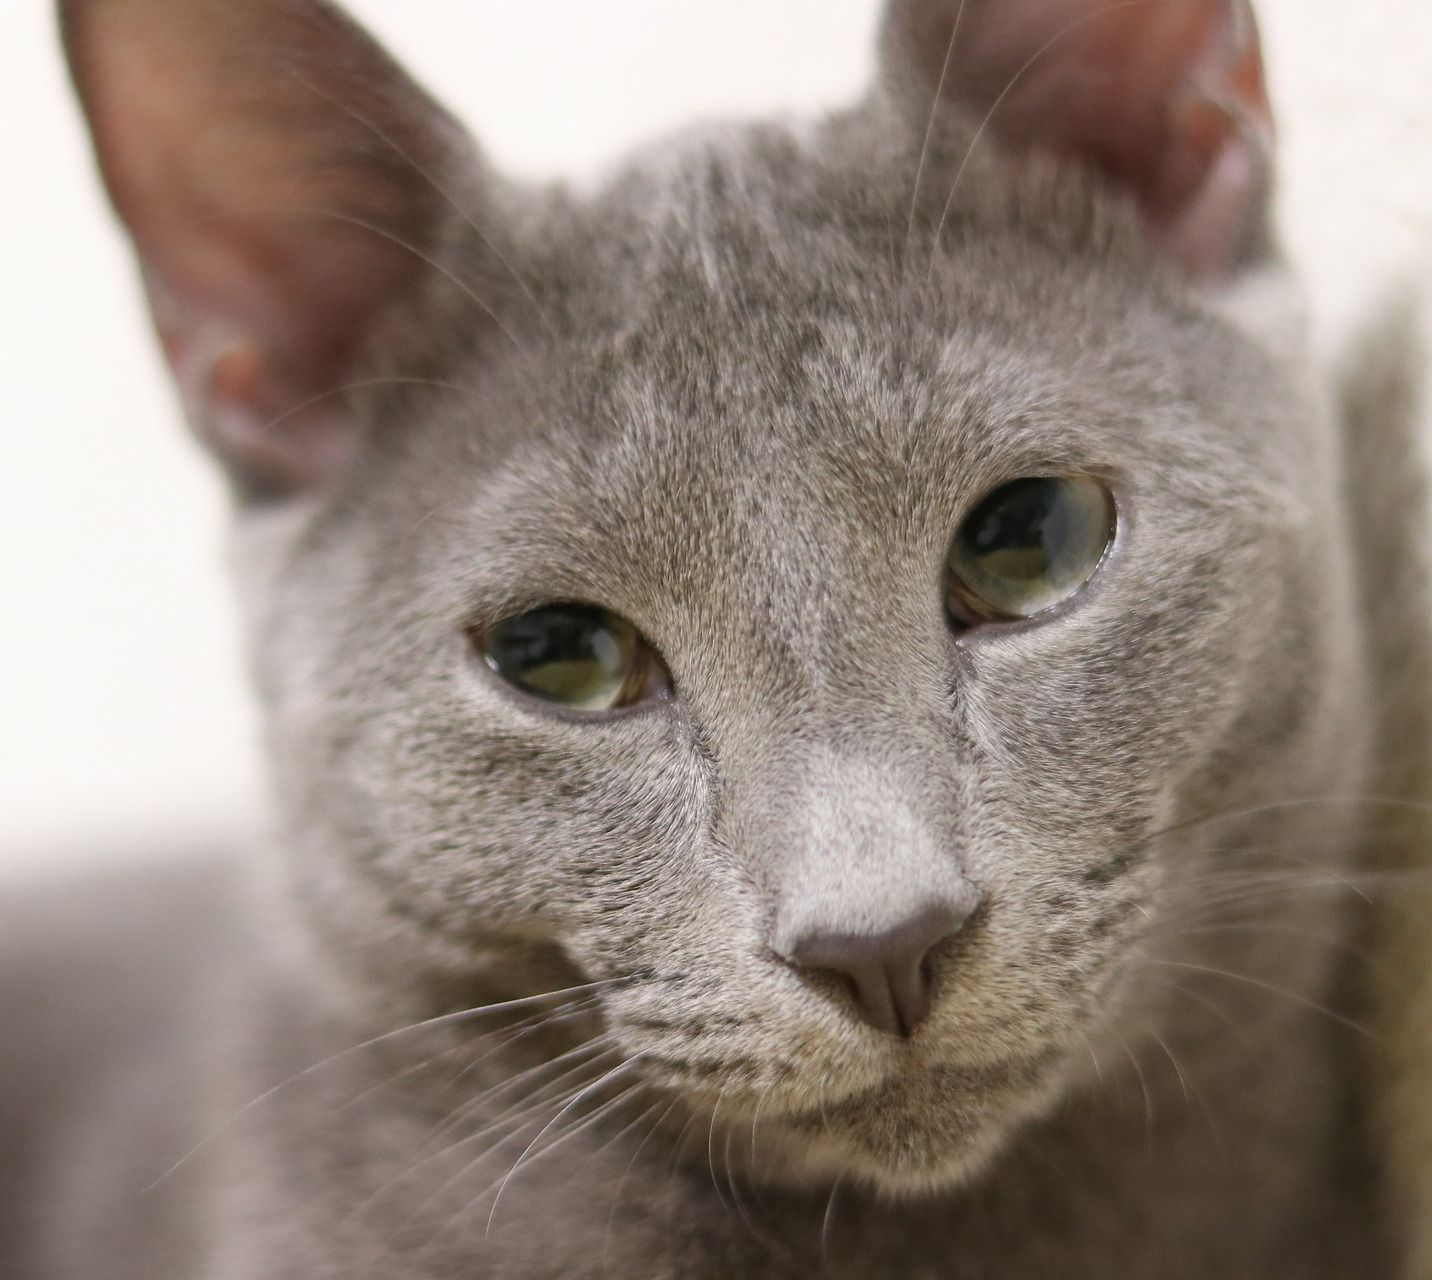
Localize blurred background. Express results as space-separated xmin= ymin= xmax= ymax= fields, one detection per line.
xmin=2 ymin=0 xmax=1429 ymax=880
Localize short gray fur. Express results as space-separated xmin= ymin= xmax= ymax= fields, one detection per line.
xmin=10 ymin=0 xmax=1419 ymax=1275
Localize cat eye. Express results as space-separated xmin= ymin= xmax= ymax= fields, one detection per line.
xmin=946 ymin=476 xmax=1116 ymax=625
xmin=475 ymin=604 xmax=670 ymax=712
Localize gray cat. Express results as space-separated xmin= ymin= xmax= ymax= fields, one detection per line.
xmin=7 ymin=0 xmax=1426 ymax=1274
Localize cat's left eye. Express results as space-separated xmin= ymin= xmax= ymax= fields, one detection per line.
xmin=946 ymin=475 xmax=1116 ymax=625
xmin=475 ymin=603 xmax=670 ymax=713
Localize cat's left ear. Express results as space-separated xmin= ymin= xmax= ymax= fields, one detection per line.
xmin=880 ymin=0 xmax=1275 ymax=282
xmin=61 ymin=0 xmax=489 ymax=497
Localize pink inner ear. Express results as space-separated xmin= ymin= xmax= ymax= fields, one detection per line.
xmin=63 ymin=0 xmax=468 ymax=496
xmin=889 ymin=0 xmax=1274 ymax=280
xmin=139 ymin=201 xmax=426 ymax=495
xmin=151 ymin=294 xmax=359 ymax=496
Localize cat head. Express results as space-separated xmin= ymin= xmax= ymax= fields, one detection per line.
xmin=64 ymin=0 xmax=1362 ymax=1191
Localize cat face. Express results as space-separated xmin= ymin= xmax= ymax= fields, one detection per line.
xmin=66 ymin=0 xmax=1363 ymax=1192
xmin=244 ymin=127 xmax=1354 ymax=1189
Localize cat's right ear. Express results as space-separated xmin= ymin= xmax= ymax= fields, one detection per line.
xmin=60 ymin=0 xmax=488 ymax=498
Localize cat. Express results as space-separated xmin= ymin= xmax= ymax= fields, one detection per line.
xmin=9 ymin=0 xmax=1428 ymax=1274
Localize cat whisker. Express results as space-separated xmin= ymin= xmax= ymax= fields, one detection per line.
xmin=1154 ymin=863 xmax=1423 ymax=935
xmin=1174 ymin=866 xmax=1376 ymax=899
xmin=334 ymin=996 xmax=599 ymax=1118
xmin=731 ymin=1117 xmax=797 ymax=1264
xmin=750 ymin=1084 xmax=772 ymax=1166
xmin=602 ymin=1095 xmax=681 ymax=1277
xmin=719 ymin=1098 xmax=776 ymax=1252
xmin=347 ymin=1039 xmax=626 ymax=1228
xmin=421 ymin=1072 xmax=642 ymax=1254
xmin=1132 ymin=793 xmax=1432 ymax=858
xmin=1162 ymin=874 xmax=1365 ymax=912
xmin=1185 ymin=867 xmax=1432 ymax=902
xmin=661 ymin=1100 xmax=707 ymax=1191
xmin=1178 ymin=838 xmax=1394 ymax=874
xmin=585 ymin=1090 xmax=669 ymax=1171
xmin=482 ymin=1055 xmax=646 ymax=1237
xmin=330 ymin=1040 xmax=469 ymax=1117
xmin=1145 ymin=1028 xmax=1188 ymax=1104
xmin=1073 ymin=1026 xmax=1105 ymax=1086
xmin=1158 ymin=920 xmax=1373 ymax=961
xmin=1145 ymin=959 xmax=1377 ymax=1041
xmin=706 ymin=1084 xmax=733 ymax=1214
xmin=144 ymin=977 xmax=627 ymax=1193
xmin=1115 ymin=1036 xmax=1156 ymax=1153
xmin=815 ymin=1073 xmax=838 ymax=1143
xmin=819 ymin=1172 xmax=845 ymax=1276
xmin=401 ymin=1046 xmax=630 ymax=1250
xmin=1140 ymin=972 xmax=1261 ymax=1062
xmin=1144 ymin=1026 xmax=1227 ymax=1158
xmin=1175 ymin=841 xmax=1361 ymax=870
xmin=420 ymin=999 xmax=607 ymax=1123
xmin=376 ymin=1037 xmax=619 ymax=1222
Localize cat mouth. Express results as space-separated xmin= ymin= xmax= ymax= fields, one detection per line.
xmin=658 ymin=1046 xmax=1067 ymax=1194
xmin=777 ymin=1053 xmax=1062 ymax=1189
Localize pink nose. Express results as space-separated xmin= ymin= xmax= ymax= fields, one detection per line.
xmin=780 ymin=900 xmax=972 ymax=1037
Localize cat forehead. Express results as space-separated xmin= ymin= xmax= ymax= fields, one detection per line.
xmin=553 ymin=113 xmax=1149 ymax=343
xmin=352 ymin=116 xmax=1276 ymax=606
xmin=484 ymin=121 xmax=1182 ymax=469
xmin=499 ymin=180 xmax=1194 ymax=498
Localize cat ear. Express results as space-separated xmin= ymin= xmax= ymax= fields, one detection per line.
xmin=880 ymin=0 xmax=1274 ymax=281
xmin=60 ymin=0 xmax=478 ymax=497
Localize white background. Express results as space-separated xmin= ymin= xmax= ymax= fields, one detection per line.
xmin=2 ymin=1 xmax=1429 ymax=880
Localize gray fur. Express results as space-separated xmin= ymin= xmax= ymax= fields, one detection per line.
xmin=11 ymin=0 xmax=1416 ymax=1274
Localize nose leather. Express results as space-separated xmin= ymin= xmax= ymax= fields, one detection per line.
xmin=781 ymin=900 xmax=972 ymax=1037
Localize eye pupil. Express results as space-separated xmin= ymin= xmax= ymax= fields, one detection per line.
xmin=478 ymin=604 xmax=665 ymax=712
xmin=968 ymin=478 xmax=1055 ymax=558
xmin=948 ymin=476 xmax=1115 ymax=624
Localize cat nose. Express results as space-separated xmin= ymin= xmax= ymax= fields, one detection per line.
xmin=778 ymin=900 xmax=973 ymax=1038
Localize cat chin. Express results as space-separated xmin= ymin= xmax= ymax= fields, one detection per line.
xmin=748 ymin=1117 xmax=1015 ymax=1198
xmin=699 ymin=1057 xmax=1068 ymax=1197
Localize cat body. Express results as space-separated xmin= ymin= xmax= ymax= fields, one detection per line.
xmin=12 ymin=0 xmax=1425 ymax=1274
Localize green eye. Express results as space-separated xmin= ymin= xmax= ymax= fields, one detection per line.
xmin=946 ymin=476 xmax=1116 ymax=623
xmin=477 ymin=604 xmax=668 ymax=712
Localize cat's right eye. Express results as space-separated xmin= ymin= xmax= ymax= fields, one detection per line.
xmin=474 ymin=604 xmax=670 ymax=713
